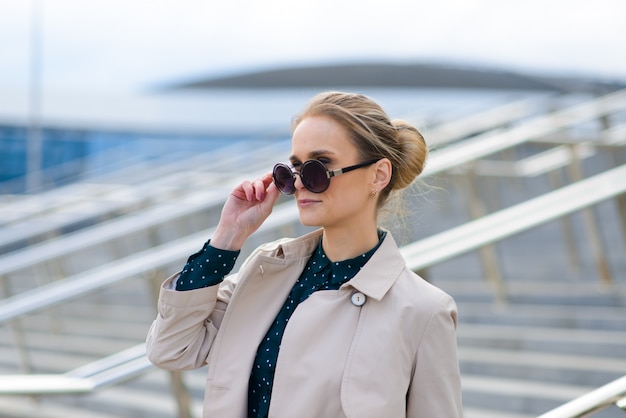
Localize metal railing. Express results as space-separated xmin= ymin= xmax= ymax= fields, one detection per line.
xmin=0 ymin=89 xmax=625 ymax=416
xmin=0 ymin=164 xmax=625 ymax=418
xmin=0 ymin=138 xmax=290 ymax=253
xmin=537 ymin=375 xmax=626 ymax=417
xmin=0 ymin=344 xmax=150 ymax=395
xmin=402 ymin=163 xmax=626 ymax=300
xmin=422 ymin=89 xmax=626 ymax=177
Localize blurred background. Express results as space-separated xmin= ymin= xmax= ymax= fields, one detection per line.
xmin=1 ymin=1 xmax=626 ymax=417
xmin=1 ymin=0 xmax=626 ymax=192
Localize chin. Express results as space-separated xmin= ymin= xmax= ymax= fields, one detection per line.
xmin=299 ymin=217 xmax=320 ymax=228
xmin=298 ymin=212 xmax=323 ymax=228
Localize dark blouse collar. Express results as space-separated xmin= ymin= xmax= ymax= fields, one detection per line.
xmin=309 ymin=230 xmax=387 ymax=284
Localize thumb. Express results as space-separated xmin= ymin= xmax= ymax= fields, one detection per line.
xmin=260 ymin=181 xmax=280 ymax=213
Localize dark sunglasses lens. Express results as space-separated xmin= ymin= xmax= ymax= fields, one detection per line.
xmin=273 ymin=164 xmax=296 ymax=194
xmin=301 ymin=161 xmax=329 ymax=193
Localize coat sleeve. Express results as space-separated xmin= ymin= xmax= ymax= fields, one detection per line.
xmin=407 ymin=293 xmax=463 ymax=418
xmin=145 ymin=272 xmax=238 ymax=371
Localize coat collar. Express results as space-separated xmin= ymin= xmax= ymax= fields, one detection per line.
xmin=266 ymin=228 xmax=406 ymax=301
xmin=341 ymin=231 xmax=405 ymax=301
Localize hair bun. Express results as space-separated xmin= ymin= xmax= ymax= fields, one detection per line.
xmin=390 ymin=119 xmax=428 ymax=190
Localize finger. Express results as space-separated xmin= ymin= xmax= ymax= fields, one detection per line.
xmin=236 ymin=180 xmax=254 ymax=201
xmin=261 ymin=172 xmax=274 ymax=189
xmin=265 ymin=181 xmax=280 ymax=205
xmin=248 ymin=178 xmax=264 ymax=201
xmin=233 ymin=176 xmax=273 ymax=202
xmin=265 ymin=179 xmax=279 ymax=197
xmin=254 ymin=173 xmax=276 ymax=201
xmin=258 ymin=181 xmax=280 ymax=216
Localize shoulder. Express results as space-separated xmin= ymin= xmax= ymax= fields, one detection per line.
xmin=380 ymin=268 xmax=458 ymax=352
xmin=394 ymin=268 xmax=457 ymax=315
xmin=249 ymin=229 xmax=323 ymax=260
xmin=234 ymin=230 xmax=323 ymax=279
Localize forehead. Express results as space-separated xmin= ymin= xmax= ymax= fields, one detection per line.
xmin=290 ymin=116 xmax=357 ymax=159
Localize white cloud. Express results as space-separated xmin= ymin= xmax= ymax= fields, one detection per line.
xmin=1 ymin=0 xmax=625 ymax=95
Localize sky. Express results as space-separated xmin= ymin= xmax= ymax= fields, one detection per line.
xmin=1 ymin=0 xmax=626 ymax=97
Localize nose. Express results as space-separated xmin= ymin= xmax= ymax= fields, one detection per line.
xmin=293 ymin=171 xmax=305 ymax=191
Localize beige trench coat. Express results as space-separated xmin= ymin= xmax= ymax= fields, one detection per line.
xmin=146 ymin=229 xmax=462 ymax=418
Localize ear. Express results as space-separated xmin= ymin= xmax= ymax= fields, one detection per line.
xmin=371 ymin=158 xmax=392 ymax=192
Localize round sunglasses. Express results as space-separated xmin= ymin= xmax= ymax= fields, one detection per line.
xmin=272 ymin=158 xmax=380 ymax=195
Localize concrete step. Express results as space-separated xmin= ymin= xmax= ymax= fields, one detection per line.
xmin=4 ymin=319 xmax=624 ymax=412
xmin=0 ymin=397 xmax=120 ymax=418
xmin=458 ymin=301 xmax=626 ymax=330
xmin=50 ymin=371 xmax=203 ymax=418
xmin=0 ymin=369 xmax=203 ymax=418
xmin=8 ymin=313 xmax=150 ymax=342
xmin=2 ymin=277 xmax=625 ymax=416
xmin=433 ymin=279 xmax=626 ymax=307
xmin=459 ymin=346 xmax=626 ymax=387
xmin=462 ymin=375 xmax=624 ymax=418
xmin=463 ymin=407 xmax=534 ymax=418
xmin=458 ymin=323 xmax=626 ymax=357
xmin=0 ymin=333 xmax=138 ymax=374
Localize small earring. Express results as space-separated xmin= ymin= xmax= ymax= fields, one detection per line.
xmin=370 ymin=189 xmax=379 ymax=198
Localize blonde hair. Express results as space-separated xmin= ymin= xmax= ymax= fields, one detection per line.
xmin=292 ymin=91 xmax=428 ymax=209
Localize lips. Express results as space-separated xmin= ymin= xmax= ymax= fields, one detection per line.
xmin=297 ymin=199 xmax=320 ymax=207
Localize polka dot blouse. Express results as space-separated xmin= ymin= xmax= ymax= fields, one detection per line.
xmin=176 ymin=240 xmax=240 ymax=291
xmin=175 ymin=231 xmax=386 ymax=418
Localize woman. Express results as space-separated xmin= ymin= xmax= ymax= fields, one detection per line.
xmin=147 ymin=91 xmax=463 ymax=418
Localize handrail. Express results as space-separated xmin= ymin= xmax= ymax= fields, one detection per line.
xmin=0 ymin=90 xmax=624 ymax=407
xmin=423 ymin=95 xmax=544 ymax=147
xmin=401 ymin=164 xmax=626 ymax=272
xmin=0 ymin=97 xmax=540 ymax=254
xmin=2 ymin=91 xmax=624 ymax=280
xmin=471 ymin=143 xmax=596 ymax=178
xmin=0 ymin=187 xmax=227 ymax=277
xmin=0 ymin=165 xmax=624 ymax=399
xmin=423 ymin=89 xmax=626 ymax=176
xmin=0 ymin=138 xmax=289 ymax=252
xmin=0 ymin=201 xmax=300 ymax=324
xmin=1 ymin=163 xmax=625 ymax=325
xmin=3 ymin=89 xmax=622 ymax=242
xmin=0 ymin=344 xmax=152 ymax=395
xmin=537 ymin=375 xmax=626 ymax=417
xmin=0 ymin=146 xmax=146 ymax=197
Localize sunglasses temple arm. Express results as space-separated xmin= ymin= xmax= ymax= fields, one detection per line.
xmin=327 ymin=168 xmax=344 ymax=178
xmin=329 ymin=160 xmax=373 ymax=177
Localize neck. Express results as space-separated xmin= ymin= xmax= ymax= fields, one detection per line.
xmin=321 ymin=225 xmax=380 ymax=262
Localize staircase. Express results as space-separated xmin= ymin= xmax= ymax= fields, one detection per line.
xmin=2 ymin=189 xmax=625 ymax=418
xmin=427 ymin=174 xmax=626 ymax=417
xmin=442 ymin=282 xmax=626 ymax=418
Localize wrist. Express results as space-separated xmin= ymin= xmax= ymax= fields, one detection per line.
xmin=210 ymin=225 xmax=248 ymax=251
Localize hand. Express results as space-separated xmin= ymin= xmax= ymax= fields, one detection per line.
xmin=211 ymin=172 xmax=280 ymax=250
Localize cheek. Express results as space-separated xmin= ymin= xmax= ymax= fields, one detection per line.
xmin=329 ymin=182 xmax=369 ymax=206
xmin=346 ymin=175 xmax=370 ymax=195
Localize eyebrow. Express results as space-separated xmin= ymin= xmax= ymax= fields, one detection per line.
xmin=289 ymin=149 xmax=337 ymax=162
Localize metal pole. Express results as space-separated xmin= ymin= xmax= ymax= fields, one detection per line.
xmin=566 ymin=144 xmax=612 ymax=284
xmin=0 ymin=276 xmax=32 ymax=374
xmin=548 ymin=169 xmax=581 ymax=270
xmin=26 ymin=0 xmax=43 ymax=193
xmin=458 ymin=166 xmax=507 ymax=303
xmin=599 ymin=115 xmax=626 ymax=257
xmin=146 ymin=270 xmax=193 ymax=418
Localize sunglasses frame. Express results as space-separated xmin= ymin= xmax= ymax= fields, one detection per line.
xmin=273 ymin=158 xmax=380 ymax=195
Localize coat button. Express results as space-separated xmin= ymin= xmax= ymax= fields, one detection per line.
xmin=351 ymin=292 xmax=366 ymax=306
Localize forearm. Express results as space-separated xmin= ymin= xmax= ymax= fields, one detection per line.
xmin=146 ymin=276 xmax=223 ymax=370
xmin=176 ymin=240 xmax=239 ymax=291
xmin=210 ymin=222 xmax=251 ymax=251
